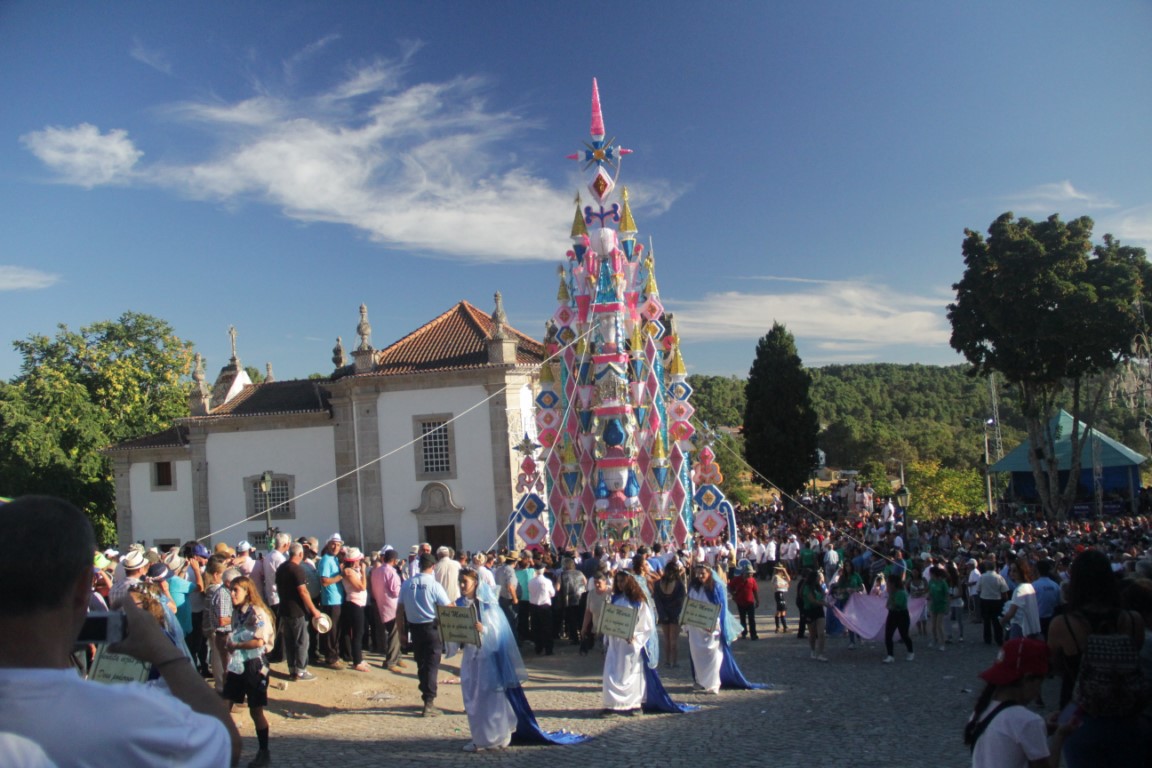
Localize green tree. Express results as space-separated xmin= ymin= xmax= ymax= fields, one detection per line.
xmin=0 ymin=312 xmax=193 ymax=542
xmin=687 ymin=374 xmax=746 ymax=427
xmin=904 ymin=459 xmax=986 ymax=520
xmin=948 ymin=213 xmax=1148 ymax=518
xmin=743 ymin=322 xmax=820 ymax=495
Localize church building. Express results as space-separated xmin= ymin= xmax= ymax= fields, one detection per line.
xmin=106 ymin=295 xmax=544 ymax=554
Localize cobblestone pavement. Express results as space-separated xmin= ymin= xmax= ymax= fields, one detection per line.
xmin=240 ymin=605 xmax=1041 ymax=768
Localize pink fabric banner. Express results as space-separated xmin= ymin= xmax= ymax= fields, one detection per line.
xmin=831 ymin=594 xmax=928 ymax=641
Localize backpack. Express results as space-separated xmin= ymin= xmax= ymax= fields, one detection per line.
xmin=1070 ymin=609 xmax=1149 ymax=718
xmin=963 ymin=701 xmax=1018 ymax=752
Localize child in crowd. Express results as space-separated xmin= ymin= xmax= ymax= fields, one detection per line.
xmin=928 ymin=566 xmax=949 ymax=651
xmin=224 ymin=576 xmax=275 ymax=768
xmin=772 ymin=565 xmax=791 ymax=633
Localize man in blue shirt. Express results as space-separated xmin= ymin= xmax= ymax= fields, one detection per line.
xmin=400 ymin=553 xmax=451 ymax=716
xmin=1031 ymin=559 xmax=1061 ymax=639
xmin=317 ymin=534 xmax=345 ymax=667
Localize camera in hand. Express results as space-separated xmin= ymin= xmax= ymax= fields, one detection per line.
xmin=75 ymin=611 xmax=126 ymax=646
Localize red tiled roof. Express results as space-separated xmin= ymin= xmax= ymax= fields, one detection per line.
xmin=106 ymin=425 xmax=189 ymax=452
xmin=366 ymin=300 xmax=544 ymax=376
xmin=191 ymin=379 xmax=330 ymax=419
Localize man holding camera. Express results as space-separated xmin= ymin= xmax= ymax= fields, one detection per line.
xmin=0 ymin=495 xmax=239 ymax=766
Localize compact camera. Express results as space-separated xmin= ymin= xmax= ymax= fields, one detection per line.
xmin=74 ymin=610 xmax=126 ymax=647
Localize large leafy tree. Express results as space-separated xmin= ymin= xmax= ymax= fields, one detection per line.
xmin=948 ymin=213 xmax=1148 ymax=519
xmin=0 ymin=312 xmax=193 ymax=542
xmin=743 ymin=322 xmax=820 ymax=496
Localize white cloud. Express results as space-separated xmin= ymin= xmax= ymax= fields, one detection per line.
xmin=1005 ymin=180 xmax=1116 ymax=213
xmin=20 ymin=123 xmax=142 ymax=188
xmin=130 ymin=37 xmax=172 ymax=75
xmin=1098 ymin=204 xmax=1152 ymax=246
xmin=0 ymin=266 xmax=60 ymax=291
xmin=23 ymin=60 xmax=663 ymax=263
xmin=668 ymin=277 xmax=952 ymax=361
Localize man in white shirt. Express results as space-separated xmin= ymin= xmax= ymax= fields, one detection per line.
xmin=0 ymin=496 xmax=239 ymax=767
xmin=528 ymin=563 xmax=556 ymax=656
xmin=433 ymin=546 xmax=462 ymax=602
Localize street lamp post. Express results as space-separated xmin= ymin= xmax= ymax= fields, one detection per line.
xmin=982 ymin=419 xmax=995 ymax=517
xmin=259 ymin=470 xmax=274 ymax=546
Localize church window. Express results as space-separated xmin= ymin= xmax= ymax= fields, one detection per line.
xmin=414 ymin=415 xmax=456 ymax=480
xmin=152 ymin=461 xmax=175 ymax=490
xmin=245 ymin=473 xmax=296 ymax=521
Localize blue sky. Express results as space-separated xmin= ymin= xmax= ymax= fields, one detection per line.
xmin=3 ymin=2 xmax=1151 ymax=383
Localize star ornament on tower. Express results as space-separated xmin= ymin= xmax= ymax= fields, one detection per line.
xmin=566 ymin=78 xmax=632 ymax=172
xmin=515 ymin=433 xmax=542 ymax=459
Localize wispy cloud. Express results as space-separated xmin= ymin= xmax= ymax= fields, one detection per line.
xmin=0 ymin=266 xmax=60 ymax=291
xmin=21 ymin=58 xmax=663 ymax=263
xmin=20 ymin=123 xmax=142 ymax=187
xmin=669 ymin=278 xmax=952 ymax=362
xmin=1098 ymin=203 xmax=1152 ymax=246
xmin=129 ymin=37 xmax=172 ymax=75
xmin=282 ymin=34 xmax=340 ymax=84
xmin=1004 ymin=180 xmax=1116 ymax=214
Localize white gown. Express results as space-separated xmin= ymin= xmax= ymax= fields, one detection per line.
xmin=602 ymin=600 xmax=654 ymax=710
xmin=460 ymin=613 xmax=516 ymax=748
xmin=687 ymin=586 xmax=721 ymax=693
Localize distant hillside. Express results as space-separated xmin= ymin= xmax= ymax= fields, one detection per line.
xmin=690 ymin=365 xmax=1150 ymax=472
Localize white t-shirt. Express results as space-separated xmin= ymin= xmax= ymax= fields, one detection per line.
xmin=1008 ymin=583 xmax=1041 ymax=637
xmin=969 ymin=702 xmax=1048 ymax=768
xmin=528 ymin=573 xmax=556 ymax=606
xmin=0 ymin=667 xmax=231 ymax=768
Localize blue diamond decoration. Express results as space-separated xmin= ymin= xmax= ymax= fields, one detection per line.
xmin=516 ymin=493 xmax=546 ymax=519
xmin=667 ymin=381 xmax=693 ymax=401
xmin=535 ymin=390 xmax=559 ymax=409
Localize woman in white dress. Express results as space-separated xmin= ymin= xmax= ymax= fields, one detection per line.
xmin=454 ymin=570 xmax=588 ymax=750
xmin=686 ymin=563 xmax=723 ymax=694
xmin=456 ymin=570 xmax=516 ymax=751
xmin=601 ymin=569 xmax=654 ymax=715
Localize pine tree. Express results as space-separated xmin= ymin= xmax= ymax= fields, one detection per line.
xmin=743 ymin=322 xmax=820 ymax=496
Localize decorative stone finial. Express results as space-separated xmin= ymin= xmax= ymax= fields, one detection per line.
xmin=228 ymin=326 xmax=239 ymax=364
xmin=491 ymin=291 xmax=508 ymax=340
xmin=356 ymin=304 xmax=372 ymax=352
xmin=192 ymin=353 xmax=205 ymax=385
xmin=332 ymin=336 xmax=346 ymax=368
xmin=265 ymin=362 xmax=275 ymax=383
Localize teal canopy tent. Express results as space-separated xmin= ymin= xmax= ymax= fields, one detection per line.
xmin=991 ymin=410 xmax=1145 ymax=516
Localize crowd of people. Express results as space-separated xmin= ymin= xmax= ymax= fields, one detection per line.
xmin=2 ymin=489 xmax=1150 ymax=766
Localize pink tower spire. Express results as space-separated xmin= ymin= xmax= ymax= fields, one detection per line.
xmin=590 ymin=78 xmax=605 ymax=140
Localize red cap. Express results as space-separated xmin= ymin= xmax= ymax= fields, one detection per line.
xmin=979 ymin=638 xmax=1049 ymax=686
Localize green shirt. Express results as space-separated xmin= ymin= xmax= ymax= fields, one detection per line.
xmin=887 ymin=588 xmax=908 ymax=612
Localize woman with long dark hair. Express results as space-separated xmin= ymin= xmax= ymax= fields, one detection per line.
xmin=602 ymin=569 xmax=654 ymax=714
xmin=882 ymin=570 xmax=914 ymax=663
xmin=1047 ymin=549 xmax=1146 ymax=767
xmin=652 ymin=559 xmax=686 ymax=668
xmin=800 ymin=569 xmax=828 ymax=661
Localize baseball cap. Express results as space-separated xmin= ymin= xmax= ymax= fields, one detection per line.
xmin=979 ymin=638 xmax=1049 ymax=686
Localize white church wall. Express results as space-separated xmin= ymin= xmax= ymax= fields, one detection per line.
xmin=128 ymin=459 xmax=195 ymax=546
xmin=377 ymin=384 xmax=499 ymax=550
xmin=517 ymin=382 xmax=538 ymax=443
xmin=205 ymin=426 xmax=338 ymax=546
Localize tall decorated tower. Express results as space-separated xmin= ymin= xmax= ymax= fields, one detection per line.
xmin=512 ymin=80 xmax=736 ymax=552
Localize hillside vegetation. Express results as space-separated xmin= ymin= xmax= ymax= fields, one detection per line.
xmin=688 ymin=365 xmax=1150 ymax=473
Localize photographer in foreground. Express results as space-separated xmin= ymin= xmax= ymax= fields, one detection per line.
xmin=0 ymin=495 xmax=240 ymax=767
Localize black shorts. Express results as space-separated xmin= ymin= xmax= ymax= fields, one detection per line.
xmin=223 ymin=657 xmax=269 ymax=708
xmin=774 ymin=591 xmax=788 ymax=612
